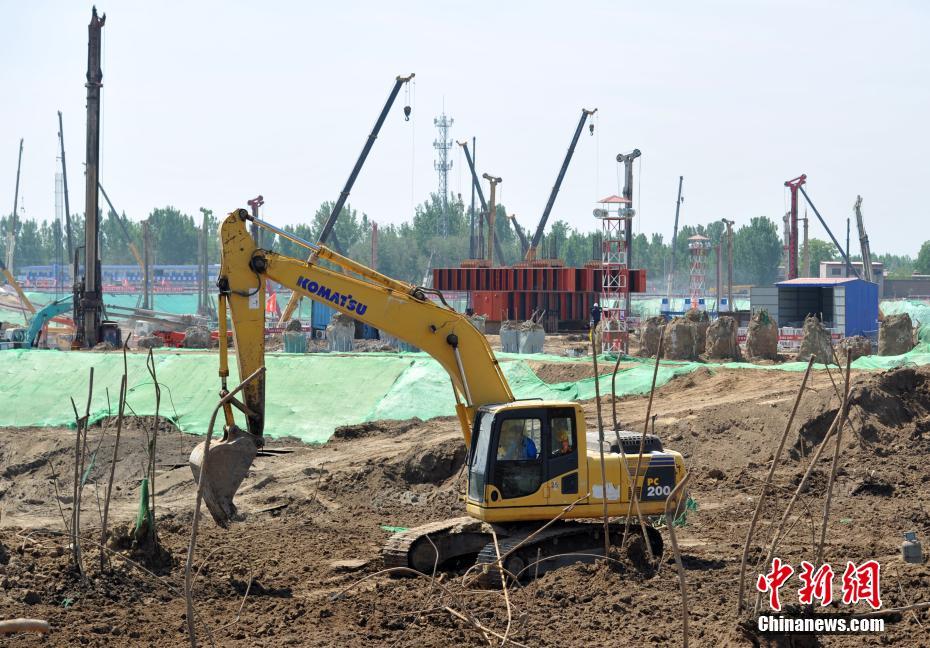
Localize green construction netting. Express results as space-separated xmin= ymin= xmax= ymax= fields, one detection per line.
xmin=0 ymin=348 xmax=704 ymax=443
xmin=1 ymin=298 xmax=929 ymax=444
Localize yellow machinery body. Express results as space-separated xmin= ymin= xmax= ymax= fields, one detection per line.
xmin=214 ymin=209 xmax=684 ymax=527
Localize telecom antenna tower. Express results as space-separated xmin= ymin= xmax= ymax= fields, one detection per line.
xmin=433 ymin=112 xmax=454 ymax=235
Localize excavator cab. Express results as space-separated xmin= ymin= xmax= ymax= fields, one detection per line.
xmin=466 ymin=402 xmax=588 ymax=522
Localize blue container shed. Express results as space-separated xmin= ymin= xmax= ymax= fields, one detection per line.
xmin=774 ymin=277 xmax=879 ymax=337
xmin=311 ymin=301 xmax=336 ymax=332
xmin=310 ymin=301 xmax=379 ymax=339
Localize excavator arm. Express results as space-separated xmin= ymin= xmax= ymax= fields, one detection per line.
xmin=193 ymin=208 xmax=514 ymax=525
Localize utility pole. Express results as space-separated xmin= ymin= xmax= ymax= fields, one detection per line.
xmin=666 ymin=175 xmax=683 ymax=300
xmin=468 ymin=137 xmax=476 ymax=258
xmin=846 ymin=217 xmax=850 ymax=276
xmin=617 ymin=149 xmax=641 ymax=324
xmin=371 ymin=221 xmax=378 ymax=269
xmin=198 ymin=208 xmax=212 ymax=316
xmin=57 ymin=113 xmax=74 ymax=262
xmin=78 ymin=7 xmax=106 ymax=347
xmin=7 ymin=138 xmax=23 ymax=273
xmin=482 ymin=173 xmax=502 ymax=266
xmin=715 ymin=242 xmax=722 ymax=313
xmin=800 ymin=212 xmax=810 ymax=277
xmin=722 ymin=219 xmax=734 ymax=310
xmin=141 ymin=220 xmax=152 ymax=310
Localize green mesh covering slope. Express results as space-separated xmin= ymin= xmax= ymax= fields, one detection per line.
xmin=1 ymin=298 xmax=929 ymax=444
xmin=0 ymin=348 xmax=703 ymax=443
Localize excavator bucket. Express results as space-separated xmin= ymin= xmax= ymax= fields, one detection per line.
xmin=189 ymin=425 xmax=260 ymax=528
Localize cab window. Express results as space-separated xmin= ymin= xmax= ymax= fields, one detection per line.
xmin=494 ymin=417 xmax=543 ymax=499
xmin=550 ymin=416 xmax=575 ymax=456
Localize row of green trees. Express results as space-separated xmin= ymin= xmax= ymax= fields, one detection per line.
xmin=1 ymin=194 xmax=921 ymax=285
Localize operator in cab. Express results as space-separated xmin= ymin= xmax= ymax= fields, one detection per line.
xmin=499 ymin=420 xmax=538 ymax=460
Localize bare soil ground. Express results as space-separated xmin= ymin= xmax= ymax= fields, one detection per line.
xmin=2 ymin=365 xmax=930 ymax=646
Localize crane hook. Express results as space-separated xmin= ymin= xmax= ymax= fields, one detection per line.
xmin=588 ymin=123 xmax=594 ymax=136
xmin=404 ymin=105 xmax=412 ymax=121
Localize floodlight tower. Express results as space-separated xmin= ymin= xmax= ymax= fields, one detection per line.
xmin=433 ymin=112 xmax=454 ymax=235
xmin=595 ymin=195 xmax=633 ymax=353
xmin=688 ymin=234 xmax=711 ymax=309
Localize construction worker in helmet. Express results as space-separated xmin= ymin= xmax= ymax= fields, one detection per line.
xmin=552 ymin=418 xmax=572 ymax=455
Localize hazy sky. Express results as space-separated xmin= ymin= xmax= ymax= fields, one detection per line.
xmin=2 ymin=1 xmax=928 ymax=256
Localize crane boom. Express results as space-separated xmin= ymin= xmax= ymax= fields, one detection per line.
xmin=98 ymin=183 xmax=145 ymax=273
xmin=508 ymin=214 xmax=529 ymax=257
xmin=525 ymin=108 xmax=596 ymax=261
xmin=854 ymin=195 xmax=873 ymax=283
xmin=278 ymin=74 xmax=414 ymax=326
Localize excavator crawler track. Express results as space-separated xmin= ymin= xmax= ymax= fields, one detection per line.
xmin=473 ymin=520 xmax=663 ymax=589
xmin=382 ymin=517 xmax=492 ymax=573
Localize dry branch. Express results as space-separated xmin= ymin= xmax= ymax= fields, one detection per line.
xmin=814 ymin=355 xmax=852 ymax=567
xmin=622 ymin=327 xmax=665 ymax=561
xmin=590 ymin=342 xmax=612 ymax=556
xmin=665 ymin=471 xmax=693 ymax=648
xmin=753 ymin=393 xmax=846 ymax=615
xmin=185 ymin=366 xmax=265 ymax=648
xmin=737 ymin=356 xmax=815 ymax=613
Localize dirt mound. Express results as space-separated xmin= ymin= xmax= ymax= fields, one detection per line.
xmin=468 ymin=314 xmax=486 ymax=333
xmin=333 ymin=419 xmax=422 ymax=440
xmin=398 ymin=437 xmax=466 ymax=484
xmin=704 ymin=315 xmax=740 ymax=360
xmin=796 ymin=315 xmax=833 ymax=364
xmin=136 ymin=335 xmax=164 ymax=349
xmin=795 ymin=365 xmax=930 ymax=453
xmin=879 ymin=312 xmax=914 ymax=355
xmin=838 ymin=335 xmax=872 ymax=364
xmin=639 ymin=316 xmax=665 ymax=357
xmin=745 ymin=309 xmax=778 ymax=360
xmin=663 ymin=317 xmax=697 ymax=360
xmin=326 ymin=312 xmax=355 ymax=352
xmin=182 ymin=325 xmax=211 ymax=349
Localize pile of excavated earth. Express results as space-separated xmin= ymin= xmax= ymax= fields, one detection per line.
xmin=1 ymin=360 xmax=929 ymax=646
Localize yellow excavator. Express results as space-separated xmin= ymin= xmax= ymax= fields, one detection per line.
xmin=191 ymin=208 xmax=686 ymax=584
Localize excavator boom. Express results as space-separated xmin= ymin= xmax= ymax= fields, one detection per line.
xmin=192 ymin=209 xmax=513 ymax=524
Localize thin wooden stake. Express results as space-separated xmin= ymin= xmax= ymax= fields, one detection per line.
xmin=591 ymin=336 xmax=611 ymax=557
xmin=814 ymin=354 xmax=852 ymax=567
xmin=737 ymin=356 xmax=815 ymax=613
xmin=622 ymin=327 xmax=664 ymax=561
xmin=186 ymin=366 xmax=265 ymax=648
xmin=665 ymin=471 xmax=693 ymax=648
xmin=753 ymin=403 xmax=845 ymax=615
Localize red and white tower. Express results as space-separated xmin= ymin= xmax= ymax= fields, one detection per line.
xmin=688 ymin=234 xmax=710 ymax=310
xmin=595 ymin=195 xmax=632 ymax=353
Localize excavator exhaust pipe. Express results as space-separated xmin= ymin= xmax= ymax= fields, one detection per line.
xmin=189 ymin=425 xmax=260 ymax=527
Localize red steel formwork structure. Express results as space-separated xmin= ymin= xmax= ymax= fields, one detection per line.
xmin=596 ymin=195 xmax=633 ymax=352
